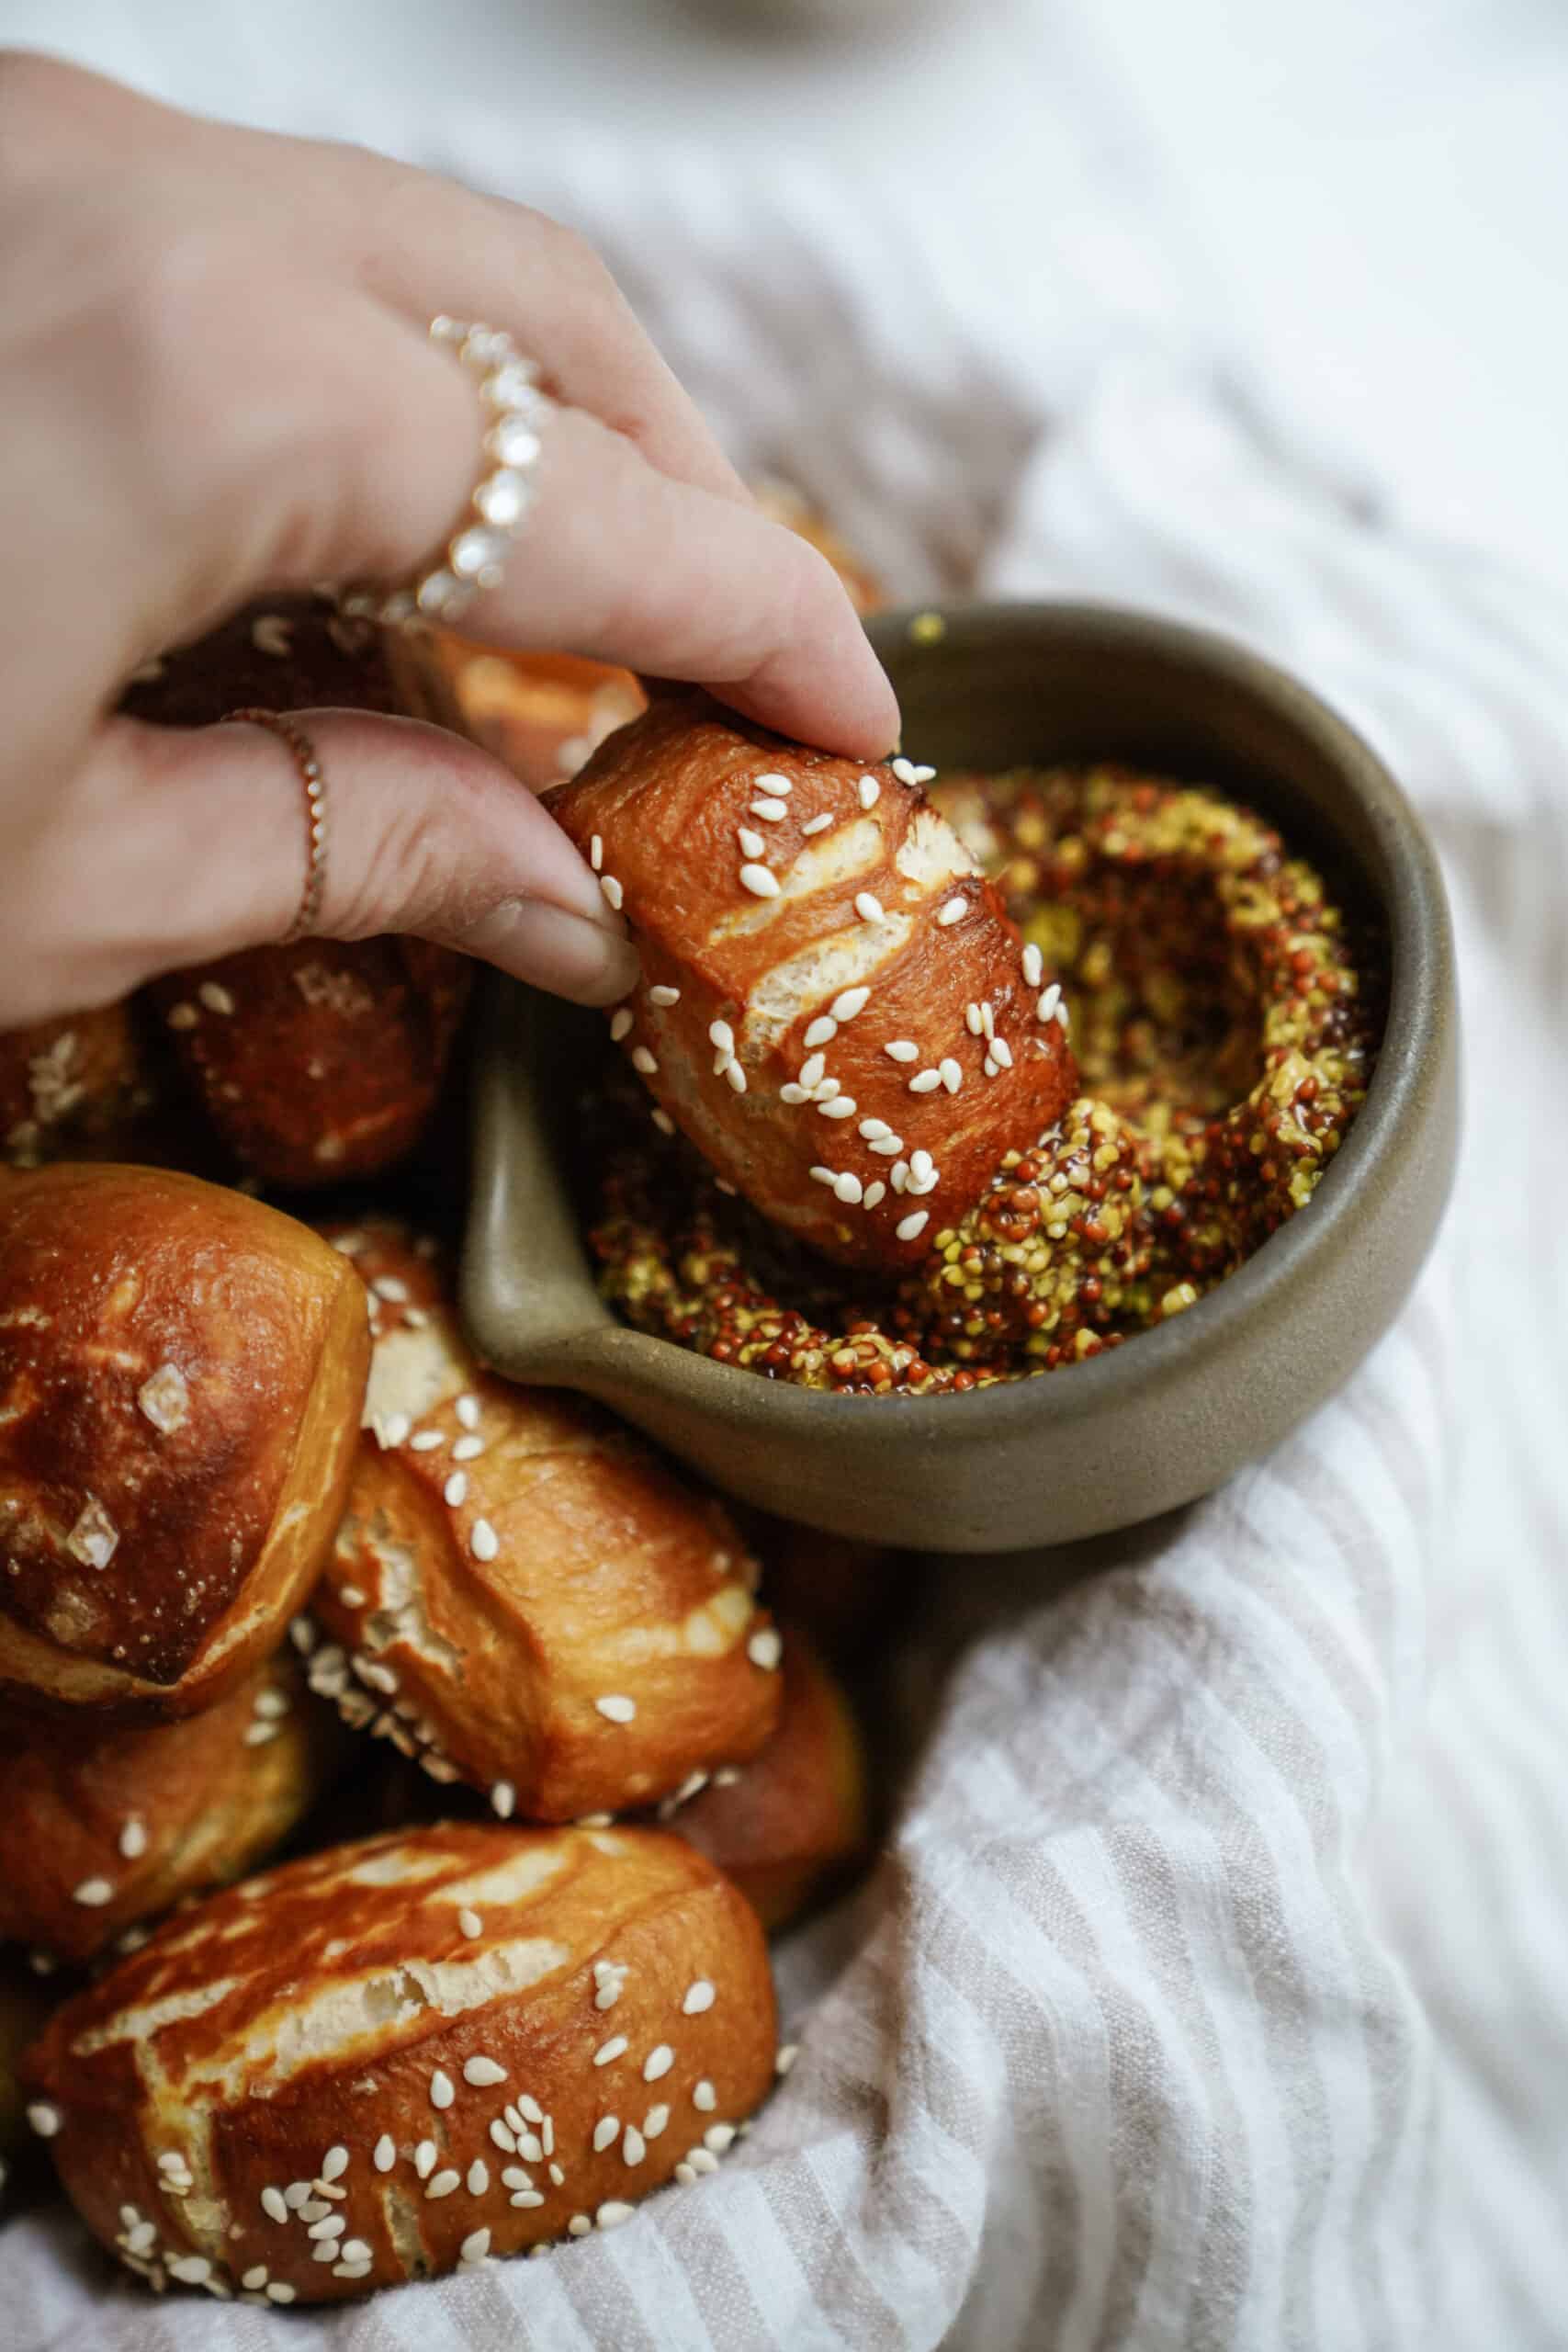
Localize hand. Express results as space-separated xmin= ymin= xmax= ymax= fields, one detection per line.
xmin=0 ymin=55 xmax=898 ymax=1030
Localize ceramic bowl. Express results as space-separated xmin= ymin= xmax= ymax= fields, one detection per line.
xmin=461 ymin=602 xmax=1459 ymax=1552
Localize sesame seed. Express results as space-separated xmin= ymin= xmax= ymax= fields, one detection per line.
xmin=337 ymin=1585 xmax=366 ymax=1609
xmin=857 ymin=775 xmax=881 ymax=809
xmin=457 ymin=1907 xmax=484 ymax=1940
xmin=781 ymin=1082 xmax=809 ymax=1104
xmin=858 ymin=1116 xmax=891 ymax=1141
xmin=73 ymin=1878 xmax=113 ymax=1907
xmin=425 ymin=2170 xmax=461 ymax=2199
xmin=470 ymin=1520 xmax=499 ymax=1563
xmin=890 ymin=756 xmax=917 ymax=786
xmin=601 ymin=875 xmax=624 ymax=911
xmin=595 ymin=1693 xmax=637 ymax=1724
xmin=166 ymin=1001 xmax=198 ymax=1030
xmin=610 ymin=1008 xmax=633 ymax=1042
xmin=568 ymin=2214 xmax=592 ymax=2237
xmin=801 ymin=812 xmax=833 ymax=836
xmin=854 ymin=892 xmax=884 ymax=923
xmin=596 ymin=2202 xmax=635 ymax=2230
xmin=991 ymin=1037 xmax=1014 ymax=1069
xmin=868 ymin=1134 xmax=904 ymax=1156
xmin=708 ymin=1017 xmax=734 ymax=1054
xmin=799 ymin=1052 xmax=827 ymax=1088
xmin=833 ymin=1172 xmax=863 ymax=1205
xmin=118 ymin=1818 xmax=147 ymax=1860
xmin=1055 ymin=1001 xmax=1071 ymax=1033
xmin=750 ymin=797 xmax=788 ymax=820
xmin=623 ymin=2127 xmax=647 ymax=2165
xmin=724 ymin=1060 xmax=747 ymax=1094
xmin=630 ymin=1046 xmax=658 ymax=1076
xmin=686 ymin=2147 xmax=720 ymax=2176
xmin=984 ymin=1055 xmax=998 ymax=1078
xmin=460 ymin=2228 xmax=491 ymax=2265
xmin=373 ymin=2136 xmax=395 ymax=2174
xmin=693 ymin=2081 xmax=716 ymax=2111
xmin=649 ymin=984 xmax=681 ymax=1006
xmin=169 ymin=2256 xmax=213 ymax=2283
xmin=512 ymin=2189 xmax=545 ymax=2210
xmin=430 ymin=2071 xmax=455 ymax=2109
xmin=820 ymin=1097 xmax=857 ymax=1120
xmin=590 ymin=834 xmax=603 ymax=872
xmin=1022 ymin=943 xmax=1043 ymax=987
xmin=908 ymin=1068 xmax=942 ymax=1094
xmin=1036 ymin=983 xmax=1062 ymax=1023
xmin=803 ymin=1015 xmax=838 ymax=1050
xmin=594 ymin=2037 xmax=628 ymax=2066
xmin=739 ymin=864 xmax=779 ymax=899
xmin=266 ymin=2282 xmax=297 ymax=2303
xmin=863 ymin=1181 xmax=887 ymax=1209
xmin=455 ymin=1394 xmax=481 ymax=1430
xmin=890 ymin=1159 xmax=910 ymax=1192
xmin=884 ymin=1040 xmax=919 ymax=1063
xmin=490 ymin=2120 xmax=516 ymax=2153
xmin=549 ymin=2164 xmax=565 ymax=2186
xmin=965 ymin=1001 xmax=984 ymax=1035
xmin=748 ymin=1628 xmax=783 ymax=1670
xmin=320 ymin=2144 xmax=348 ymax=2181
xmin=242 ymin=2266 xmax=268 ymax=2290
xmin=981 ymin=1002 xmax=996 ymax=1040
xmin=652 ymin=1109 xmax=675 ymax=1136
xmin=897 ymin=1210 xmax=930 ymax=1242
xmin=809 ymin=1165 xmax=837 ymax=1188
xmin=284 ymin=2181 xmax=312 ymax=2209
xmin=753 ymin=772 xmax=793 ymax=792
xmin=643 ymin=2045 xmax=674 ymax=2083
xmin=592 ymin=2116 xmax=620 ymax=2152
xmin=675 ymin=2162 xmax=697 ymax=2186
xmin=467 ymin=2160 xmax=490 ymax=2196
xmin=682 ymin=1981 xmax=716 ymax=2016
xmin=451 ymin=1432 xmax=484 ymax=1461
xmin=198 ymin=981 xmax=235 ymax=1015
xmin=491 ymin=1781 xmax=515 ymax=1818
xmin=936 ymin=897 xmax=966 ymax=926
xmin=262 ymin=2185 xmax=288 ymax=2222
xmin=738 ymin=827 xmax=766 ymax=859
xmin=308 ymin=2214 xmax=345 ymax=2240
xmin=444 ymin=1471 xmax=468 ymax=1508
xmin=464 ymin=2055 xmax=507 ymax=2086
xmin=409 ymin=1429 xmax=444 ymax=1452
xmin=501 ymin=2166 xmax=532 ymax=2190
xmin=776 ymin=2044 xmax=799 ymax=2075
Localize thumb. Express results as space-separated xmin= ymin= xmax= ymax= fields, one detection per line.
xmin=38 ymin=708 xmax=642 ymax=1019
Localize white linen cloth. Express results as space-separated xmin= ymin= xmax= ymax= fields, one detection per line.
xmin=6 ymin=140 xmax=1568 ymax=2352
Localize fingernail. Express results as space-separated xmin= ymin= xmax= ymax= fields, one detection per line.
xmin=464 ymin=899 xmax=642 ymax=1006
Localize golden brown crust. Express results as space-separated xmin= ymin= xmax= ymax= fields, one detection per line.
xmin=146 ymin=939 xmax=472 ymax=1191
xmin=22 ymin=1821 xmax=778 ymax=2302
xmin=0 ymin=1003 xmax=160 ymax=1170
xmin=429 ymin=640 xmax=647 ymax=794
xmin=548 ymin=693 xmax=1078 ymax=1270
xmin=120 ymin=594 xmax=474 ymax=1190
xmin=306 ymin=1221 xmax=781 ymax=1821
xmin=660 ymin=1625 xmax=870 ymax=1933
xmin=0 ymin=1164 xmax=369 ymax=1718
xmin=0 ymin=1656 xmax=342 ymax=1963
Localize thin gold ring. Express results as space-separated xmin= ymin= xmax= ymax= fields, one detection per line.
xmin=339 ymin=317 xmax=552 ymax=631
xmin=226 ymin=707 xmax=328 ymax=943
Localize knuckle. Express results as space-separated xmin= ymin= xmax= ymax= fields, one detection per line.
xmin=328 ymin=729 xmax=498 ymax=943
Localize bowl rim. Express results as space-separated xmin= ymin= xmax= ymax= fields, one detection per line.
xmin=471 ymin=596 xmax=1453 ymax=1441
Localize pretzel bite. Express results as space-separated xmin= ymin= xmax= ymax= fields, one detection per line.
xmin=658 ymin=1625 xmax=870 ymax=1933
xmin=0 ymin=1164 xmax=369 ymax=1719
xmin=0 ymin=1656 xmax=341 ymax=1964
xmin=548 ymin=692 xmax=1077 ymax=1270
xmin=303 ymin=1220 xmax=781 ymax=1820
xmin=21 ymin=1820 xmax=778 ymax=2301
xmin=123 ymin=593 xmax=473 ymax=1189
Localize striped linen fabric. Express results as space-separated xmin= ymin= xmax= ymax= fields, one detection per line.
xmin=7 ymin=162 xmax=1568 ymax=2352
